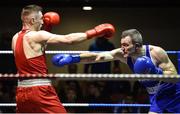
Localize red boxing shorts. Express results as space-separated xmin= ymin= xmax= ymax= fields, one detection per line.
xmin=16 ymin=79 xmax=66 ymax=113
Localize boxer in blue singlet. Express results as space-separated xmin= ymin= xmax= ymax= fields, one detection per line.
xmin=51 ymin=29 xmax=179 ymax=113
xmin=127 ymin=45 xmax=180 ymax=113
xmin=127 ymin=45 xmax=163 ymax=113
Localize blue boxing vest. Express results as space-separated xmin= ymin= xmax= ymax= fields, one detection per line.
xmin=127 ymin=45 xmax=180 ymax=112
xmin=127 ymin=45 xmax=161 ymax=103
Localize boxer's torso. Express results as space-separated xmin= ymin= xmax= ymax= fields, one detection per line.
xmin=12 ymin=29 xmax=48 ymax=75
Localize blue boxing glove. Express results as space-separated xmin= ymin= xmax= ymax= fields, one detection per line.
xmin=134 ymin=56 xmax=163 ymax=74
xmin=52 ymin=54 xmax=80 ymax=67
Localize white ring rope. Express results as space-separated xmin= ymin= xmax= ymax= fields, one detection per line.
xmin=0 ymin=103 xmax=88 ymax=107
xmin=0 ymin=50 xmax=179 ymax=54
xmin=0 ymin=74 xmax=179 ymax=80
xmin=0 ymin=50 xmax=96 ymax=54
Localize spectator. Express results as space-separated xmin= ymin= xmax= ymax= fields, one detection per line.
xmin=84 ymin=37 xmax=120 ymax=74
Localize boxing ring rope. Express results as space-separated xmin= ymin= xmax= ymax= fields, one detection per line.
xmin=0 ymin=74 xmax=179 ymax=80
xmin=1 ymin=50 xmax=180 ymax=54
xmin=0 ymin=50 xmax=92 ymax=54
xmin=0 ymin=103 xmax=151 ymax=107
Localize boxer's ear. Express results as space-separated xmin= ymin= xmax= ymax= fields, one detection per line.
xmin=135 ymin=43 xmax=141 ymax=49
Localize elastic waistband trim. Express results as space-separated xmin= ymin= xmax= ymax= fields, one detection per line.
xmin=18 ymin=79 xmax=52 ymax=87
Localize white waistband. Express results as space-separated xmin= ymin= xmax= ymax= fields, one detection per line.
xmin=18 ymin=79 xmax=52 ymax=87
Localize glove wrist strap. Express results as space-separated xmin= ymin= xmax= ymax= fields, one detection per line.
xmin=72 ymin=55 xmax=81 ymax=63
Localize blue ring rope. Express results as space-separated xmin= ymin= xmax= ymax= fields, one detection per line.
xmin=89 ymin=103 xmax=151 ymax=107
xmin=91 ymin=51 xmax=180 ymax=54
xmin=166 ymin=51 xmax=180 ymax=54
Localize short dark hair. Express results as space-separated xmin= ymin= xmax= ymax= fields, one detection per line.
xmin=21 ymin=4 xmax=42 ymax=21
xmin=121 ymin=29 xmax=143 ymax=46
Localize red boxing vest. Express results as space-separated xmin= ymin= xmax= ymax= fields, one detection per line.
xmin=14 ymin=30 xmax=48 ymax=77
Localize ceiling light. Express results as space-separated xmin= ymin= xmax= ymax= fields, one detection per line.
xmin=82 ymin=6 xmax=92 ymax=10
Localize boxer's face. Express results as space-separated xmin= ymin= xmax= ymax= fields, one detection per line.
xmin=121 ymin=36 xmax=136 ymax=57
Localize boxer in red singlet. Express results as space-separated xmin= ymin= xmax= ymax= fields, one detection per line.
xmin=11 ymin=4 xmax=115 ymax=113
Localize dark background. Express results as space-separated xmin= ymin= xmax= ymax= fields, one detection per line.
xmin=0 ymin=0 xmax=180 ymax=7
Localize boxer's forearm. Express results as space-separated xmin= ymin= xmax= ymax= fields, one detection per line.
xmin=79 ymin=52 xmax=115 ymax=63
xmin=79 ymin=52 xmax=98 ymax=63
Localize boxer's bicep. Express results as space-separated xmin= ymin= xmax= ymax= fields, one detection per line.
xmin=159 ymin=57 xmax=177 ymax=75
xmin=154 ymin=47 xmax=177 ymax=74
xmin=46 ymin=33 xmax=87 ymax=44
xmin=32 ymin=30 xmax=55 ymax=44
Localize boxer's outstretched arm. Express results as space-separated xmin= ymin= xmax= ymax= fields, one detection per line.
xmin=74 ymin=48 xmax=125 ymax=63
xmin=38 ymin=31 xmax=88 ymax=45
xmin=84 ymin=48 xmax=125 ymax=63
xmin=51 ymin=48 xmax=125 ymax=67
xmin=33 ymin=23 xmax=115 ymax=45
xmin=42 ymin=12 xmax=115 ymax=45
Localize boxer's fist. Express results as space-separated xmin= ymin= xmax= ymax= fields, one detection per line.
xmin=134 ymin=56 xmax=163 ymax=74
xmin=52 ymin=54 xmax=80 ymax=67
xmin=43 ymin=12 xmax=60 ymax=31
xmin=85 ymin=23 xmax=115 ymax=39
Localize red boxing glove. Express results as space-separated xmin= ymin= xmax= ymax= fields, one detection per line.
xmin=85 ymin=23 xmax=115 ymax=39
xmin=43 ymin=12 xmax=60 ymax=31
